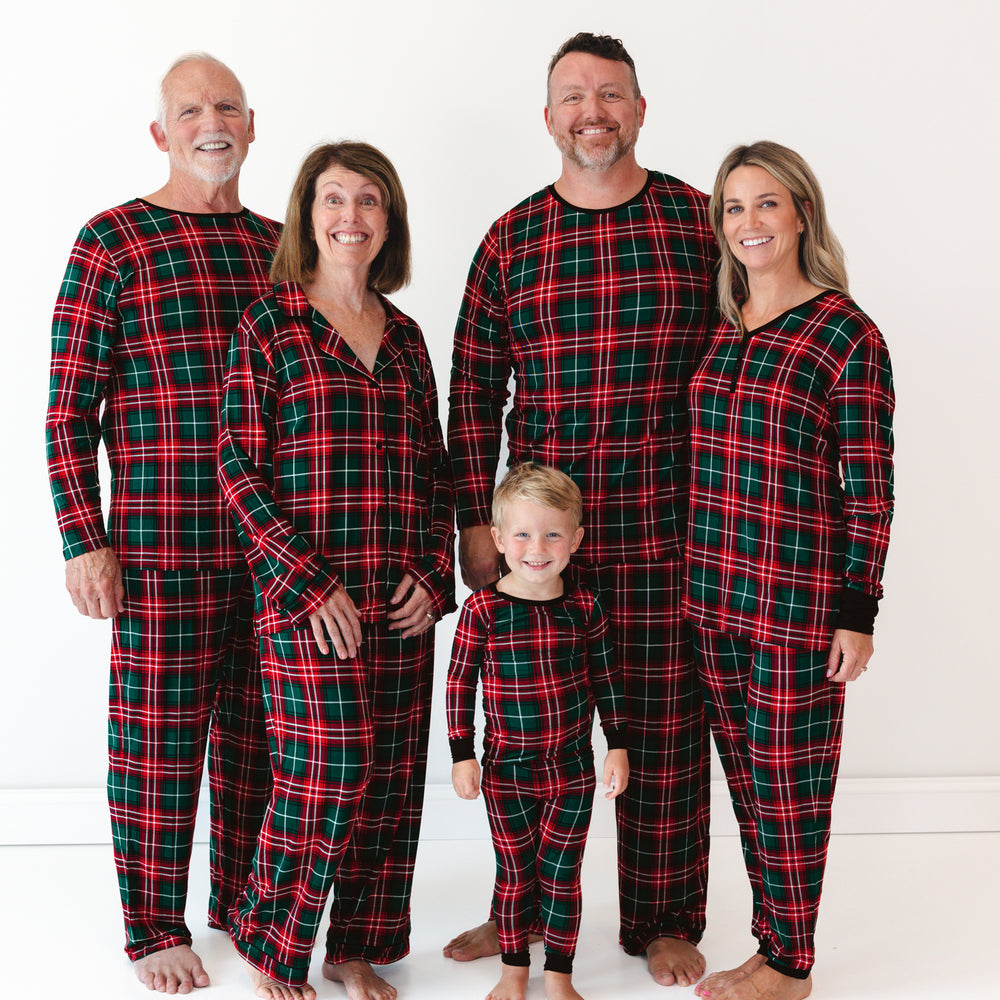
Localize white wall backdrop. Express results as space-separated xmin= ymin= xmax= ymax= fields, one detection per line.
xmin=3 ymin=0 xmax=998 ymax=815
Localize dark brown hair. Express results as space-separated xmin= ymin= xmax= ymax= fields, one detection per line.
xmin=546 ymin=32 xmax=640 ymax=103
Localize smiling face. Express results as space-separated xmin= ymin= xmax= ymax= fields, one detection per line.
xmin=151 ymin=59 xmax=254 ymax=186
xmin=721 ymin=165 xmax=807 ymax=282
xmin=544 ymin=51 xmax=645 ymax=171
xmin=491 ymin=499 xmax=584 ymax=600
xmin=310 ymin=166 xmax=390 ymax=279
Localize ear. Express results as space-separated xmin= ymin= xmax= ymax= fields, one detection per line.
xmin=490 ymin=525 xmax=505 ymax=553
xmin=247 ymin=108 xmax=256 ymax=144
xmin=544 ymin=104 xmax=554 ymax=137
xmin=636 ymin=95 xmax=647 ymax=127
xmin=801 ymin=199 xmax=814 ymax=225
xmin=150 ymin=121 xmax=169 ymax=153
xmin=569 ymin=526 xmax=584 ymax=554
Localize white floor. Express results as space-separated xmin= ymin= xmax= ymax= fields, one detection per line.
xmin=3 ymin=832 xmax=997 ymax=999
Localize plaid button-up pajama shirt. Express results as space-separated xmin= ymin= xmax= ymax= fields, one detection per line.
xmin=685 ymin=291 xmax=895 ymax=976
xmin=446 ymin=582 xmax=627 ymax=971
xmin=218 ymin=282 xmax=455 ymax=985
xmin=45 ymin=200 xmax=281 ymax=959
xmin=448 ymin=173 xmax=716 ymax=950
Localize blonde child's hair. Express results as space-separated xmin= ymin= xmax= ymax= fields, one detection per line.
xmin=491 ymin=462 xmax=583 ymax=530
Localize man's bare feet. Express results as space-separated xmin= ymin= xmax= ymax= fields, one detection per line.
xmin=544 ymin=969 xmax=585 ymax=1000
xmin=695 ymin=953 xmax=766 ymax=997
xmin=646 ymin=936 xmax=706 ymax=987
xmin=697 ymin=960 xmax=811 ymax=1000
xmin=486 ymin=963 xmax=529 ymax=1000
xmin=322 ymin=959 xmax=397 ymax=1000
xmin=244 ymin=959 xmax=316 ymax=1000
xmin=443 ymin=921 xmax=502 ymax=961
xmin=134 ymin=944 xmax=210 ymax=994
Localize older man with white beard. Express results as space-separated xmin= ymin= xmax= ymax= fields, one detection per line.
xmin=45 ymin=53 xmax=280 ymax=994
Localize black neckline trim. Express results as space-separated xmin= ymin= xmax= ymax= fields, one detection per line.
xmin=134 ymin=198 xmax=250 ymax=219
xmin=742 ymin=290 xmax=836 ymax=336
xmin=546 ymin=171 xmax=653 ymax=215
xmin=491 ymin=580 xmax=568 ymax=607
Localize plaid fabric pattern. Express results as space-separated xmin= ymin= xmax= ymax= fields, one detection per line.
xmin=685 ymin=291 xmax=895 ymax=648
xmin=446 ymin=581 xmax=626 ymax=766
xmin=580 ymin=560 xmax=710 ymax=951
xmin=230 ymin=623 xmax=433 ymax=986
xmin=109 ymin=568 xmax=271 ymax=960
xmin=218 ymin=282 xmax=455 ymax=633
xmin=482 ymin=761 xmax=595 ymax=964
xmin=692 ymin=626 xmax=845 ymax=976
xmin=448 ymin=172 xmax=715 ymax=563
xmin=46 ymin=200 xmax=281 ymax=567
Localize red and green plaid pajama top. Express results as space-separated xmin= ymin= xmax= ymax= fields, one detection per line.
xmin=218 ymin=281 xmax=455 ymax=984
xmin=448 ymin=172 xmax=716 ymax=949
xmin=45 ymin=200 xmax=281 ymax=959
xmin=685 ymin=290 xmax=895 ymax=974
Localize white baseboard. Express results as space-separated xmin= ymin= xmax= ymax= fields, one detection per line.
xmin=3 ymin=777 xmax=998 ymax=846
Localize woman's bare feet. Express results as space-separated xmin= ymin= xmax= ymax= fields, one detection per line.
xmin=134 ymin=944 xmax=210 ymax=994
xmin=698 ymin=959 xmax=811 ymax=1000
xmin=646 ymin=936 xmax=706 ymax=987
xmin=443 ymin=921 xmax=502 ymax=961
xmin=695 ymin=953 xmax=766 ymax=997
xmin=243 ymin=960 xmax=316 ymax=1000
xmin=486 ymin=963 xmax=529 ymax=1000
xmin=544 ymin=969 xmax=585 ymax=1000
xmin=322 ymin=959 xmax=397 ymax=1000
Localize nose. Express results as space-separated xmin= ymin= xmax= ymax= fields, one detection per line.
xmin=743 ymin=205 xmax=760 ymax=227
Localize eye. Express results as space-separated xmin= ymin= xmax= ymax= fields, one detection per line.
xmin=361 ymin=196 xmax=377 ymax=206
xmin=760 ymin=199 xmax=777 ymax=209
xmin=726 ymin=205 xmax=743 ymax=215
xmin=180 ymin=107 xmax=197 ymax=117
xmin=563 ymin=94 xmax=582 ymax=104
xmin=601 ymin=90 xmax=623 ymax=101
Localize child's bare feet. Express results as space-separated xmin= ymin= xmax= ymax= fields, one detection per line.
xmin=322 ymin=959 xmax=396 ymax=1000
xmin=134 ymin=944 xmax=210 ymax=993
xmin=646 ymin=936 xmax=706 ymax=987
xmin=486 ymin=963 xmax=529 ymax=1000
xmin=243 ymin=960 xmax=316 ymax=1000
xmin=698 ymin=959 xmax=811 ymax=1000
xmin=544 ymin=969 xmax=585 ymax=1000
xmin=695 ymin=953 xmax=765 ymax=997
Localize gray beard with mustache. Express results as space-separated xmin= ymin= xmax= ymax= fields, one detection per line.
xmin=553 ymin=118 xmax=639 ymax=171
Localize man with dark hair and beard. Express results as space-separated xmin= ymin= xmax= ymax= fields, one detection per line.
xmin=445 ymin=31 xmax=715 ymax=989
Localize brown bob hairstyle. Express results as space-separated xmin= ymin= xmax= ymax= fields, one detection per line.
xmin=270 ymin=141 xmax=411 ymax=294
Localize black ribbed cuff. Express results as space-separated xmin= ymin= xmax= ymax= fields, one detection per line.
xmin=835 ymin=586 xmax=879 ymax=634
xmin=602 ymin=724 xmax=630 ymax=751
xmin=501 ymin=950 xmax=531 ymax=967
xmin=449 ymin=737 xmax=476 ymax=763
xmin=543 ymin=950 xmax=574 ymax=974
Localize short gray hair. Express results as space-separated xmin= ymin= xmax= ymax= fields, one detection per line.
xmin=155 ymin=52 xmax=248 ymax=128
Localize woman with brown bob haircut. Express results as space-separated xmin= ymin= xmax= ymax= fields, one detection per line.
xmin=219 ymin=141 xmax=455 ymax=1000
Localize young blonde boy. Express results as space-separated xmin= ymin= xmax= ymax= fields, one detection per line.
xmin=447 ymin=463 xmax=629 ymax=1000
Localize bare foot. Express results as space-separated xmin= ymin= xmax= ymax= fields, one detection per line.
xmin=544 ymin=969 xmax=584 ymax=1000
xmin=695 ymin=953 xmax=766 ymax=997
xmin=244 ymin=960 xmax=317 ymax=1000
xmin=700 ymin=963 xmax=811 ymax=1000
xmin=443 ymin=921 xmax=501 ymax=961
xmin=486 ymin=963 xmax=529 ymax=1000
xmin=322 ymin=959 xmax=397 ymax=1000
xmin=646 ymin=936 xmax=706 ymax=987
xmin=134 ymin=944 xmax=210 ymax=994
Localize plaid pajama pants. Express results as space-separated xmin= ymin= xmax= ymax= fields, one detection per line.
xmin=580 ymin=560 xmax=711 ymax=953
xmin=482 ymin=758 xmax=594 ymax=969
xmin=691 ymin=627 xmax=845 ymax=977
xmin=229 ymin=622 xmax=433 ymax=986
xmin=109 ymin=568 xmax=271 ymax=960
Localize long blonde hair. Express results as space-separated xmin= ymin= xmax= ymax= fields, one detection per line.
xmin=710 ymin=141 xmax=849 ymax=327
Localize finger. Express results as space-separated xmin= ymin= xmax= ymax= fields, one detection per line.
xmin=389 ymin=573 xmax=415 ymax=606
xmin=309 ymin=615 xmax=331 ymax=656
xmin=334 ymin=593 xmax=364 ymax=646
xmin=387 ymin=592 xmax=422 ymax=621
xmin=324 ymin=611 xmax=353 ymax=659
xmin=826 ymin=644 xmax=842 ymax=678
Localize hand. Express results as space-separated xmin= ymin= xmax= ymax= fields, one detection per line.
xmin=65 ymin=547 xmax=125 ymax=619
xmin=452 ymin=759 xmax=481 ymax=799
xmin=826 ymin=628 xmax=874 ymax=682
xmin=308 ymin=586 xmax=363 ymax=658
xmin=603 ymin=748 xmax=629 ymax=800
xmin=459 ymin=524 xmax=502 ymax=590
xmin=388 ymin=574 xmax=437 ymax=638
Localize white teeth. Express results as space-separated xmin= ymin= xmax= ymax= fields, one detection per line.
xmin=334 ymin=233 xmax=367 ymax=244
xmin=741 ymin=236 xmax=772 ymax=247
xmin=579 ymin=127 xmax=610 ymax=135
xmin=198 ymin=142 xmax=229 ymax=150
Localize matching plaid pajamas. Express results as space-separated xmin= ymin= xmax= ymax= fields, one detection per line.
xmin=448 ymin=173 xmax=716 ymax=950
xmin=218 ymin=282 xmax=455 ymax=985
xmin=446 ymin=582 xmax=627 ymax=970
xmin=685 ymin=291 xmax=895 ymax=975
xmin=45 ymin=200 xmax=281 ymax=958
